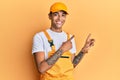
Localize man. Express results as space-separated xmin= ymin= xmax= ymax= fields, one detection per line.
xmin=32 ymin=2 xmax=95 ymax=80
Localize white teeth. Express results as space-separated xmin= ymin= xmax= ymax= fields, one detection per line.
xmin=57 ymin=22 xmax=62 ymax=24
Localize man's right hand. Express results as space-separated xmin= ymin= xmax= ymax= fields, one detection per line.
xmin=59 ymin=35 xmax=74 ymax=53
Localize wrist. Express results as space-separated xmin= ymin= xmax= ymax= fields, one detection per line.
xmin=78 ymin=51 xmax=84 ymax=56
xmin=59 ymin=46 xmax=66 ymax=53
xmin=81 ymin=47 xmax=87 ymax=53
xmin=58 ymin=48 xmax=64 ymax=54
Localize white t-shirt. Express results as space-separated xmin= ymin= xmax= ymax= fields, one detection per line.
xmin=32 ymin=29 xmax=76 ymax=59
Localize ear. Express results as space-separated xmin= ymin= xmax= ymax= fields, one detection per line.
xmin=48 ymin=14 xmax=52 ymax=20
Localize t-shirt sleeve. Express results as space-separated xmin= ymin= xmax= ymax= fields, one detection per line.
xmin=70 ymin=35 xmax=77 ymax=54
xmin=32 ymin=33 xmax=44 ymax=54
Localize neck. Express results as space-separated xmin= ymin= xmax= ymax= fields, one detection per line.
xmin=50 ymin=27 xmax=62 ymax=33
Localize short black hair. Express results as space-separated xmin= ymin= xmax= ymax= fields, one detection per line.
xmin=48 ymin=10 xmax=68 ymax=15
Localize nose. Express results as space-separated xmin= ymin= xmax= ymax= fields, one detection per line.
xmin=57 ymin=15 xmax=62 ymax=21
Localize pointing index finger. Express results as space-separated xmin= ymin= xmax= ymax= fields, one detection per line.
xmin=68 ymin=35 xmax=75 ymax=41
xmin=86 ymin=33 xmax=91 ymax=41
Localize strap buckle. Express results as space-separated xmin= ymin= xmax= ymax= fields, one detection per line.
xmin=48 ymin=40 xmax=54 ymax=47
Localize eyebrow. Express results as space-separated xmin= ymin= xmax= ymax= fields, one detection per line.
xmin=60 ymin=10 xmax=67 ymax=14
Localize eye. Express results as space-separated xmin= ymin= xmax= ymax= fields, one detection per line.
xmin=62 ymin=13 xmax=66 ymax=17
xmin=53 ymin=12 xmax=58 ymax=16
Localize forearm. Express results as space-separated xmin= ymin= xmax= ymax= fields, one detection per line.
xmin=46 ymin=49 xmax=63 ymax=65
xmin=72 ymin=34 xmax=95 ymax=67
xmin=73 ymin=51 xmax=85 ymax=67
xmin=38 ymin=49 xmax=63 ymax=73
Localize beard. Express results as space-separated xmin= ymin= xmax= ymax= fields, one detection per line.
xmin=52 ymin=21 xmax=65 ymax=29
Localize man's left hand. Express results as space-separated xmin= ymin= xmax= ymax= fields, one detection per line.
xmin=81 ymin=34 xmax=95 ymax=53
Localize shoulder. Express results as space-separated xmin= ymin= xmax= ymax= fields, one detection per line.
xmin=34 ymin=29 xmax=50 ymax=38
xmin=63 ymin=30 xmax=73 ymax=35
xmin=33 ymin=30 xmax=47 ymax=40
xmin=64 ymin=31 xmax=74 ymax=38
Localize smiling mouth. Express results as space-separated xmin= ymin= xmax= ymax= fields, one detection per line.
xmin=56 ymin=21 xmax=62 ymax=24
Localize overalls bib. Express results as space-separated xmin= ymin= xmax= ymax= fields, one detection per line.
xmin=40 ymin=30 xmax=74 ymax=80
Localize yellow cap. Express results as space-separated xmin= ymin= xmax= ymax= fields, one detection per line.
xmin=50 ymin=2 xmax=68 ymax=14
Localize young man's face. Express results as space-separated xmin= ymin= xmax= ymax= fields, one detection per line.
xmin=49 ymin=11 xmax=67 ymax=29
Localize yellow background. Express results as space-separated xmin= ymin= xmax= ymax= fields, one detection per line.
xmin=0 ymin=0 xmax=120 ymax=80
